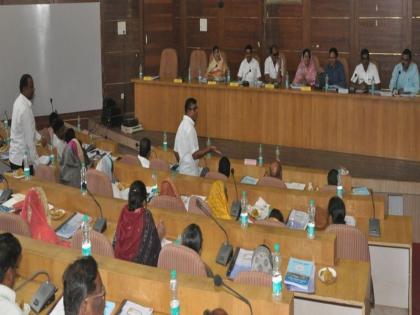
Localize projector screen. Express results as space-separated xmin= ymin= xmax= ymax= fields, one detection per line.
xmin=0 ymin=3 xmax=102 ymax=117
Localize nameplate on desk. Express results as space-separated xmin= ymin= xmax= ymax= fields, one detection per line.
xmin=207 ymin=81 xmax=217 ymax=85
xmin=143 ymin=76 xmax=154 ymax=81
xmin=265 ymin=84 xmax=275 ymax=89
xmin=173 ymin=78 xmax=183 ymax=84
xmin=300 ymin=86 xmax=311 ymax=92
xmin=229 ymin=82 xmax=239 ymax=87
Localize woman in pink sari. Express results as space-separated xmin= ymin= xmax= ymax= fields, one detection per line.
xmin=293 ymin=48 xmax=317 ymax=86
xmin=20 ymin=187 xmax=69 ymax=247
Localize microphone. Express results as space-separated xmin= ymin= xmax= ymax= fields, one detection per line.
xmin=50 ymin=98 xmax=57 ymax=114
xmin=0 ymin=174 xmax=12 ymax=203
xmin=213 ymin=275 xmax=253 ymax=315
xmin=230 ymin=168 xmax=241 ymax=220
xmin=394 ymin=70 xmax=402 ymax=94
xmin=86 ymin=187 xmax=107 ymax=233
xmin=196 ymin=199 xmax=233 ymax=266
xmin=368 ymin=188 xmax=380 ymax=237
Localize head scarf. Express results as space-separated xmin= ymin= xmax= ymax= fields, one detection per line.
xmin=68 ymin=138 xmax=85 ymax=165
xmin=207 ymin=181 xmax=231 ymax=220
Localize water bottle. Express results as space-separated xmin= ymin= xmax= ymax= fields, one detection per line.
xmin=371 ymin=76 xmax=375 ymax=95
xmin=81 ymin=214 xmax=91 ymax=256
xmin=307 ymin=199 xmax=316 ymax=240
xmin=226 ymin=68 xmax=231 ymax=83
xmin=285 ymin=72 xmax=289 ymax=89
xmin=188 ymin=67 xmax=192 ymax=83
xmin=272 ymin=243 xmax=282 ymax=301
xmin=151 ymin=170 xmax=158 ymax=196
xmin=325 ymin=74 xmax=329 ymax=91
xmin=3 ymin=116 xmax=10 ymax=145
xmin=336 ymin=172 xmax=344 ymax=198
xmin=49 ymin=144 xmax=55 ymax=167
xmin=258 ymin=144 xmax=264 ymax=166
xmin=163 ymin=132 xmax=168 ymax=151
xmin=80 ymin=163 xmax=87 ymax=195
xmin=23 ymin=151 xmax=31 ymax=180
xmin=206 ymin=137 xmax=212 ymax=158
xmin=198 ymin=69 xmax=202 ymax=83
xmin=139 ymin=63 xmax=143 ymax=79
xmin=170 ymin=270 xmax=180 ymax=315
xmin=275 ymin=145 xmax=280 ymax=162
xmin=77 ymin=114 xmax=81 ymax=131
xmin=240 ymin=191 xmax=249 ymax=230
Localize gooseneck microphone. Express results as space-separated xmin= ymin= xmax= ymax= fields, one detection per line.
xmin=230 ymin=168 xmax=241 ymax=220
xmin=196 ymin=199 xmax=233 ymax=266
xmin=213 ymin=275 xmax=253 ymax=315
xmin=394 ymin=70 xmax=402 ymax=94
xmin=86 ymin=187 xmax=107 ymax=233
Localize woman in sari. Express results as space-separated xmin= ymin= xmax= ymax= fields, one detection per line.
xmin=60 ymin=128 xmax=85 ymax=188
xmin=113 ymin=180 xmax=164 ymax=266
xmin=293 ymin=48 xmax=317 ymax=86
xmin=20 ymin=187 xmax=69 ymax=247
xmin=206 ymin=46 xmax=228 ymax=81
xmin=207 ymin=180 xmax=231 ymax=220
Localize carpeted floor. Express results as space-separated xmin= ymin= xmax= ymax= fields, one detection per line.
xmin=413 ymin=243 xmax=419 ymax=314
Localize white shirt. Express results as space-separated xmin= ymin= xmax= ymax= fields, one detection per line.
xmin=174 ymin=115 xmax=200 ymax=176
xmin=0 ymin=284 xmax=30 ymax=315
xmin=237 ymin=58 xmax=261 ymax=83
xmin=9 ymin=94 xmax=40 ymax=166
xmin=350 ymin=62 xmax=381 ymax=85
xmin=52 ymin=134 xmax=65 ymax=161
xmin=138 ymin=155 xmax=150 ymax=168
xmin=264 ymin=56 xmax=280 ymax=80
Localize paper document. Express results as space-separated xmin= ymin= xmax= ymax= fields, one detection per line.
xmin=56 ymin=212 xmax=85 ymax=239
xmin=285 ymin=182 xmax=306 ymax=191
xmin=117 ymin=300 xmax=153 ymax=315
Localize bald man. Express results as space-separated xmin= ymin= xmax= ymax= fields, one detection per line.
xmin=269 ymin=160 xmax=283 ymax=180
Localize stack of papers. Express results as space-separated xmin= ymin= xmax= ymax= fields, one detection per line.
xmin=50 ymin=297 xmax=115 ymax=315
xmin=286 ymin=209 xmax=309 ymax=230
xmin=285 ymin=182 xmax=306 ymax=191
xmin=227 ymin=248 xmax=254 ymax=279
xmin=240 ymin=176 xmax=259 ymax=185
xmin=117 ymin=300 xmax=153 ymax=315
xmin=284 ymin=257 xmax=315 ymax=293
xmin=56 ymin=212 xmax=85 ymax=239
xmin=2 ymin=193 xmax=25 ymax=209
xmin=38 ymin=155 xmax=51 ymax=165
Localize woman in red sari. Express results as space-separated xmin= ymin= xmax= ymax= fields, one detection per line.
xmin=113 ymin=180 xmax=163 ymax=266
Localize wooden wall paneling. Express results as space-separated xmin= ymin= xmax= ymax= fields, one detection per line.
xmin=358 ymin=0 xmax=405 ymax=17
xmin=358 ymin=19 xmax=405 ymax=53
xmin=310 ymin=0 xmax=352 ymax=17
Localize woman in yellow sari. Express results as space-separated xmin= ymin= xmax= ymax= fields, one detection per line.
xmin=207 ymin=180 xmax=231 ymax=220
xmin=206 ymin=46 xmax=228 ymax=81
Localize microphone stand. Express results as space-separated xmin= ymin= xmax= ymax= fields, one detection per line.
xmin=86 ymin=187 xmax=107 ymax=233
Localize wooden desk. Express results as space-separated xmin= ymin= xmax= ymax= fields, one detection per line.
xmin=133 ymin=79 xmax=420 ymax=162
xmin=113 ymin=162 xmax=386 ymax=219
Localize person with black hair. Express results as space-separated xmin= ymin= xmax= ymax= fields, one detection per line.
xmin=51 ymin=118 xmax=66 ymax=161
xmin=269 ymin=160 xmax=283 ymax=180
xmin=350 ymin=48 xmax=380 ymax=91
xmin=138 ymin=137 xmax=151 ymax=168
xmin=60 ymin=128 xmax=87 ymax=187
xmin=324 ymin=47 xmax=346 ymax=88
xmin=237 ymin=44 xmax=261 ymax=83
xmin=206 ymin=46 xmax=228 ymax=81
xmin=268 ymin=208 xmax=284 ymax=223
xmin=113 ymin=180 xmax=164 ymax=266
xmin=0 ymin=233 xmax=29 ymax=314
xmin=264 ymin=44 xmax=283 ymax=84
xmin=218 ymin=156 xmax=230 ymax=178
xmin=63 ymin=256 xmax=105 ymax=315
xmin=328 ymin=196 xmax=346 ymax=224
xmin=327 ymin=169 xmax=339 ymax=186
xmin=389 ymin=48 xmax=419 ymax=94
xmin=181 ymin=223 xmax=203 ymax=254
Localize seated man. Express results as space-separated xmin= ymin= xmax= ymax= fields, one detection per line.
xmin=268 ymin=160 xmax=282 ymax=180
xmin=264 ymin=44 xmax=283 ymax=84
xmin=63 ymin=256 xmax=105 ymax=315
xmin=389 ymin=48 xmax=419 ymax=95
xmin=350 ymin=48 xmax=380 ymax=91
xmin=138 ymin=137 xmax=151 ymax=168
xmin=237 ymin=45 xmax=261 ymax=83
xmin=324 ymin=47 xmax=347 ymax=88
xmin=0 ymin=232 xmax=30 ymax=315
xmin=218 ymin=156 xmax=231 ymax=178
xmin=51 ymin=118 xmax=66 ymax=161
xmin=328 ymin=196 xmax=346 ymax=225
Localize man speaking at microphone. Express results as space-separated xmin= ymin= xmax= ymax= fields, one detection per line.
xmin=174 ymin=98 xmax=221 ymax=177
xmin=389 ymin=48 xmax=419 ymax=95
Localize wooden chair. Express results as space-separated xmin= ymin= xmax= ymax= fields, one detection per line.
xmin=159 ymin=48 xmax=178 ymax=81
xmin=190 ymin=49 xmax=208 ymax=79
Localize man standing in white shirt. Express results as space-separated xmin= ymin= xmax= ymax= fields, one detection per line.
xmin=0 ymin=233 xmax=30 ymax=315
xmin=264 ymin=45 xmax=283 ymax=84
xmin=350 ymin=48 xmax=381 ymax=91
xmin=9 ymin=74 xmax=43 ymax=174
xmin=138 ymin=137 xmax=151 ymax=168
xmin=237 ymin=45 xmax=262 ymax=83
xmin=174 ymin=98 xmax=221 ymax=176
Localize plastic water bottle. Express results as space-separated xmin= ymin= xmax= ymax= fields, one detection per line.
xmin=307 ymin=199 xmax=316 ymax=240
xmin=81 ymin=214 xmax=91 ymax=256
xmin=80 ymin=163 xmax=87 ymax=195
xmin=163 ymin=132 xmax=168 ymax=151
xmin=77 ymin=114 xmax=81 ymax=131
xmin=23 ymin=151 xmax=30 ymax=180
xmin=3 ymin=117 xmax=10 ymax=145
xmin=258 ymin=144 xmax=264 ymax=166
xmin=170 ymin=270 xmax=180 ymax=315
xmin=325 ymin=74 xmax=329 ymax=91
xmin=151 ymin=170 xmax=158 ymax=196
xmin=371 ymin=76 xmax=375 ymax=95
xmin=206 ymin=137 xmax=212 ymax=158
xmin=285 ymin=72 xmax=289 ymax=89
xmin=49 ymin=144 xmax=55 ymax=167
xmin=188 ymin=67 xmax=192 ymax=83
xmin=139 ymin=63 xmax=143 ymax=79
xmin=240 ymin=191 xmax=249 ymax=230
xmin=226 ymin=68 xmax=231 ymax=83
xmin=272 ymin=243 xmax=283 ymax=301
xmin=336 ymin=173 xmax=344 ymax=198
xmin=198 ymin=69 xmax=202 ymax=83
xmin=275 ymin=145 xmax=280 ymax=162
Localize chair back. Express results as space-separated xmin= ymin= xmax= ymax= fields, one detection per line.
xmin=187 ymin=196 xmax=209 ymax=215
xmin=190 ymin=50 xmax=208 ymax=79
xmin=34 ymin=164 xmax=57 ymax=183
xmin=0 ymin=212 xmax=31 ymax=236
xmin=86 ymin=169 xmax=113 ymax=198
xmin=257 ymin=176 xmax=287 ymax=189
xmin=119 ymin=154 xmax=140 ymax=166
xmin=234 ymin=271 xmax=271 ymax=287
xmin=254 ymin=219 xmax=286 ymax=228
xmin=159 ymin=48 xmax=178 ymax=81
xmin=160 ymin=178 xmax=180 ymax=197
xmin=325 ymin=224 xmax=370 ymax=262
xmin=150 ymin=159 xmax=170 ymax=172
xmin=149 ymin=195 xmax=186 ymax=211
xmin=204 ymin=171 xmax=227 ymax=181
xmin=338 ymin=56 xmax=350 ymax=85
xmin=158 ymin=244 xmax=207 ymax=276
xmin=71 ymin=229 xmax=114 ymax=257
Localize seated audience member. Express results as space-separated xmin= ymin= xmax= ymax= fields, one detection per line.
xmin=113 ymin=180 xmax=164 ymax=267
xmin=350 ymin=48 xmax=380 ymax=91
xmin=60 ymin=128 xmax=87 ymax=187
xmin=293 ymin=48 xmax=317 ymax=86
xmin=95 ymin=154 xmax=114 ymax=183
xmin=20 ymin=187 xmax=69 ymax=247
xmin=268 ymin=160 xmax=282 ymax=180
xmin=47 ymin=112 xmax=59 ymax=140
xmin=218 ymin=156 xmax=231 ymax=178
xmin=181 ymin=223 xmax=203 ymax=254
xmin=51 ymin=118 xmax=66 ymax=161
xmin=63 ymin=256 xmax=105 ymax=315
xmin=138 ymin=137 xmax=151 ymax=168
xmin=268 ymin=208 xmax=284 ymax=223
xmin=0 ymin=233 xmax=30 ymax=315
xmin=328 ymin=196 xmax=346 ymax=224
xmin=389 ymin=48 xmax=419 ymax=95
xmin=206 ymin=46 xmax=228 ymax=81
xmin=264 ymin=44 xmax=282 ymax=84
xmin=324 ymin=47 xmax=347 ymax=88
xmin=327 ymin=169 xmax=339 ymax=186
xmin=237 ymin=45 xmax=261 ymax=83
xmin=207 ymin=181 xmax=231 ymax=220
